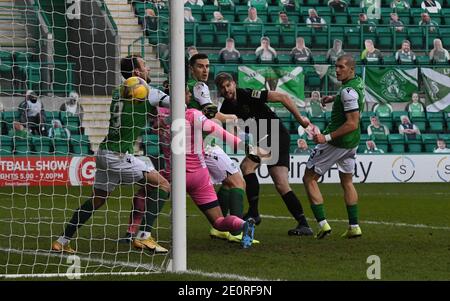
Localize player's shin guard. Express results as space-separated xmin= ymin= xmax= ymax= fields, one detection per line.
xmin=243 ymin=173 xmax=260 ymax=217
xmin=282 ymin=191 xmax=309 ymax=227
xmin=141 ymin=189 xmax=169 ymax=233
xmin=127 ymin=187 xmax=146 ymax=235
xmin=63 ymin=198 xmax=95 ymax=239
xmin=213 ymin=215 xmax=243 ymax=233
xmin=217 ymin=186 xmax=230 ymax=216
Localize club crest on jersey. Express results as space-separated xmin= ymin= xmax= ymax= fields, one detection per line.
xmin=251 ymin=90 xmax=261 ymax=99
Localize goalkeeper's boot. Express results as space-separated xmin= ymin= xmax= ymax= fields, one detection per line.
xmin=133 ymin=236 xmax=168 ymax=254
xmin=315 ymin=222 xmax=332 ymax=239
xmin=209 ymin=228 xmax=230 ymax=240
xmin=228 ymin=233 xmax=260 ymax=244
xmin=341 ymin=226 xmax=362 ymax=239
xmin=51 ymin=240 xmax=75 ymax=254
xmin=118 ymin=232 xmax=135 ymax=244
xmin=243 ymin=212 xmax=261 ymax=226
xmin=288 ymin=223 xmax=314 ymax=236
xmin=241 ymin=218 xmax=256 ymax=249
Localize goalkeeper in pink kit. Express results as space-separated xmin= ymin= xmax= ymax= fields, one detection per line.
xmin=126 ymin=88 xmax=259 ymax=248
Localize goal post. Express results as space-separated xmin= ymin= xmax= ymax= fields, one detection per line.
xmin=0 ymin=0 xmax=185 ymax=278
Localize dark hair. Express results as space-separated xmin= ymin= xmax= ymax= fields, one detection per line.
xmin=214 ymin=72 xmax=234 ymax=89
xmin=120 ymin=54 xmax=142 ymax=79
xmin=189 ymin=53 xmax=209 ymax=67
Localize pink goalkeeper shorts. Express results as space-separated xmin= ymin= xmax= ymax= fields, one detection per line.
xmin=186 ymin=167 xmax=217 ymax=206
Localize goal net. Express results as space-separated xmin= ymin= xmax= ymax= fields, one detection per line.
xmin=0 ymin=0 xmax=174 ymax=278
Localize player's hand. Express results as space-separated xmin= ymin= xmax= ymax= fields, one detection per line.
xmin=313 ymin=133 xmax=327 ymax=144
xmin=305 ymin=123 xmax=320 ymax=137
xmin=321 ymin=95 xmax=334 ymax=106
xmin=201 ymin=104 xmax=218 ymax=119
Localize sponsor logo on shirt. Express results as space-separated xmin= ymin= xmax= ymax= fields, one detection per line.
xmin=251 ymin=90 xmax=261 ymax=99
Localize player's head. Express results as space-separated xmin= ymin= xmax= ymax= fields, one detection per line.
xmin=68 ymin=91 xmax=79 ymax=104
xmin=120 ymin=55 xmax=151 ymax=83
xmin=189 ymin=53 xmax=209 ymax=82
xmin=215 ymin=72 xmax=237 ymax=101
xmin=335 ymin=54 xmax=355 ymax=83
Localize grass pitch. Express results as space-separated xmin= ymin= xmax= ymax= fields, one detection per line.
xmin=0 ymin=183 xmax=449 ymax=281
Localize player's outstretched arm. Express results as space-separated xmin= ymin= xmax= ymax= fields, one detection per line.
xmin=267 ymin=91 xmax=310 ymax=128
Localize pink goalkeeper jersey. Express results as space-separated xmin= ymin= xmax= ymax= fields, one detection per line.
xmin=156 ymin=108 xmax=241 ymax=174
xmin=185 ymin=108 xmax=241 ymax=173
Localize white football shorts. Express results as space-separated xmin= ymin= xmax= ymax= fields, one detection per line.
xmin=306 ymin=143 xmax=358 ymax=176
xmin=94 ymin=149 xmax=155 ymax=193
xmin=204 ymin=145 xmax=240 ymax=184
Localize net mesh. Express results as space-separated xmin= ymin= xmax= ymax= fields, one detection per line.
xmin=0 ymin=0 xmax=171 ymax=278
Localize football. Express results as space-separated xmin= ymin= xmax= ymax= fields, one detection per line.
xmin=121 ymin=76 xmax=149 ymax=102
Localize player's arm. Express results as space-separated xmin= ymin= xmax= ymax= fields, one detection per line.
xmin=147 ymin=88 xmax=170 ymax=108
xmin=314 ymin=88 xmax=360 ymax=144
xmin=267 ymin=91 xmax=310 ymax=128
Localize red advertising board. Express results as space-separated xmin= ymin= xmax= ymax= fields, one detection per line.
xmin=0 ymin=157 xmax=96 ymax=187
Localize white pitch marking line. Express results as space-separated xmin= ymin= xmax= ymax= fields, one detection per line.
xmin=0 ymin=247 xmax=280 ymax=281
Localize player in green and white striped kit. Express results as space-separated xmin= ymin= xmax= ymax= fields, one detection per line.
xmin=303 ymin=54 xmax=364 ymax=239
xmin=52 ymin=55 xmax=170 ymax=254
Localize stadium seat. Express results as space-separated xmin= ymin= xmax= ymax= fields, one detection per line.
xmin=196 ymin=24 xmax=215 ymax=47
xmin=388 ymin=134 xmax=405 ymax=153
xmin=445 ymin=113 xmax=450 ymax=131
xmin=373 ymin=136 xmax=388 ymax=153
xmin=427 ymin=112 xmax=445 ymax=133
xmin=277 ymin=54 xmax=293 ymax=64
xmin=70 ymin=135 xmax=90 ymax=155
xmin=32 ymin=136 xmax=52 ymax=155
xmin=345 ymin=27 xmax=362 ymax=50
xmin=231 ymin=25 xmax=248 ymax=47
xmin=53 ymin=137 xmax=70 ymax=155
xmin=247 ymin=24 xmax=265 ymax=48
xmin=410 ymin=113 xmax=427 ymax=132
xmin=13 ymin=136 xmax=31 ymax=155
xmin=377 ymin=27 xmax=394 ymax=50
xmin=438 ymin=133 xmax=450 ymax=145
xmin=0 ymin=136 xmax=12 ymax=155
xmin=358 ymin=133 xmax=370 ymax=153
xmin=421 ymin=133 xmax=438 ymax=152
xmin=296 ymin=26 xmax=313 ymax=46
xmin=406 ymin=135 xmax=423 ymax=153
xmin=240 ymin=53 xmax=258 ymax=64
xmin=361 ymin=111 xmax=376 ymax=131
xmin=60 ymin=111 xmax=81 ymax=134
xmin=2 ymin=111 xmax=19 ymax=130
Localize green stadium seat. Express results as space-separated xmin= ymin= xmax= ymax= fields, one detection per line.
xmin=358 ymin=133 xmax=370 ymax=153
xmin=70 ymin=135 xmax=90 ymax=155
xmin=422 ymin=133 xmax=438 ymax=152
xmin=408 ymin=26 xmax=425 ymax=49
xmin=376 ymin=27 xmax=393 ymax=50
xmin=388 ymin=134 xmax=406 ymax=153
xmin=445 ymin=113 xmax=450 ymax=131
xmin=427 ymin=112 xmax=444 ymax=133
xmin=345 ymin=27 xmax=362 ymax=50
xmin=312 ymin=28 xmax=328 ymax=49
xmin=60 ymin=111 xmax=81 ymax=134
xmin=240 ymin=53 xmax=258 ymax=64
xmin=406 ymin=135 xmax=423 ymax=153
xmin=382 ymin=54 xmax=397 ymax=65
xmin=416 ymin=55 xmax=431 ymax=65
xmin=263 ymin=25 xmax=281 ymax=48
xmin=53 ymin=137 xmax=70 ymax=155
xmin=410 ymin=113 xmax=427 ymax=132
xmin=438 ymin=133 xmax=450 ymax=144
xmin=277 ymin=54 xmax=293 ymax=64
xmin=441 ymin=8 xmax=450 ymax=25
xmin=231 ymin=25 xmax=248 ymax=47
xmin=184 ymin=22 xmax=197 ymax=46
xmin=213 ymin=65 xmax=238 ymax=80
xmin=247 ymin=24 xmax=265 ymax=48
xmin=13 ymin=136 xmax=31 ymax=155
xmin=196 ymin=24 xmax=215 ymax=47
xmin=296 ymin=26 xmax=313 ymax=46
xmin=208 ymin=53 xmax=220 ymax=64
xmin=213 ymin=22 xmax=230 ymax=46
xmin=0 ymin=136 xmax=12 ymax=155
xmin=372 ymin=135 xmax=389 ymax=153
xmin=32 ymin=136 xmax=52 ymax=155
xmin=2 ymin=111 xmax=19 ymax=130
